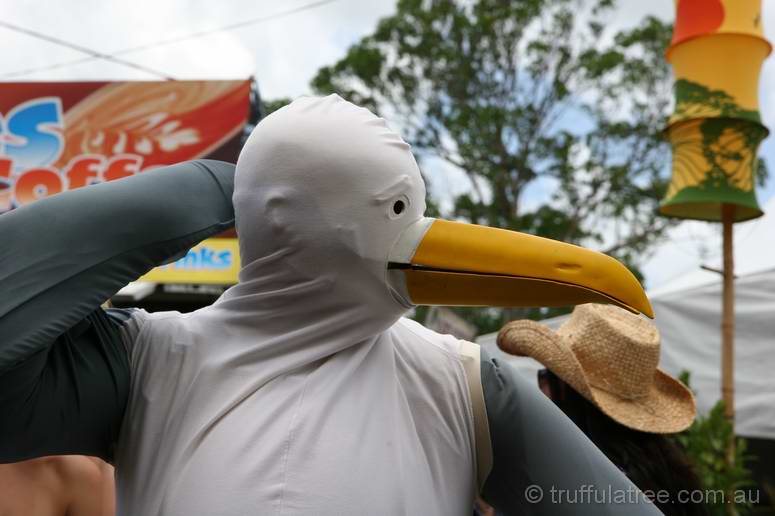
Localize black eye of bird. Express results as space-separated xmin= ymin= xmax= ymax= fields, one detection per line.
xmin=392 ymin=200 xmax=405 ymax=215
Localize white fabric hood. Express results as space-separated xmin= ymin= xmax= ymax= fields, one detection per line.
xmin=221 ymin=93 xmax=425 ymax=350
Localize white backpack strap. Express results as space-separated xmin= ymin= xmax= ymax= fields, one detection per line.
xmin=459 ymin=340 xmax=493 ymax=491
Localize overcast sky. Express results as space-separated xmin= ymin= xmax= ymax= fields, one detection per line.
xmin=2 ymin=0 xmax=774 ymax=288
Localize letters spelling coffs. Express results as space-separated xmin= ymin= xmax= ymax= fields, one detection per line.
xmin=0 ymin=97 xmax=149 ymax=208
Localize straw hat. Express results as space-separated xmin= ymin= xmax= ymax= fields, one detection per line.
xmin=497 ymin=304 xmax=695 ymax=434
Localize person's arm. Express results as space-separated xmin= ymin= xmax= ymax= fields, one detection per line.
xmin=479 ymin=348 xmax=663 ymax=516
xmin=0 ymin=159 xmax=235 ymax=370
xmin=0 ymin=160 xmax=236 ymax=463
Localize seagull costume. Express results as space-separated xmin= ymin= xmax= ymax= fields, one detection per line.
xmin=0 ymin=95 xmax=661 ymax=515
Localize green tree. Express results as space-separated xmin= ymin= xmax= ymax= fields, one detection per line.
xmin=307 ymin=0 xmax=677 ymax=332
xmin=262 ymin=98 xmax=292 ymax=117
xmin=264 ymin=0 xmax=683 ymax=332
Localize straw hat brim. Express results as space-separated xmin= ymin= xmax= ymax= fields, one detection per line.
xmin=497 ymin=320 xmax=696 ymax=434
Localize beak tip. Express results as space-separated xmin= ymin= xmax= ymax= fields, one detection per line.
xmin=626 ymin=296 xmax=654 ymax=319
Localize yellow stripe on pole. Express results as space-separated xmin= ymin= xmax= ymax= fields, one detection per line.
xmin=669 ymin=34 xmax=769 ymax=125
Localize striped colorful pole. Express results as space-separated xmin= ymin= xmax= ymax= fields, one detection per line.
xmin=661 ymin=2 xmax=769 ymax=506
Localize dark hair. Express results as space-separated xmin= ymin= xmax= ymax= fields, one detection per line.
xmin=542 ymin=369 xmax=708 ymax=516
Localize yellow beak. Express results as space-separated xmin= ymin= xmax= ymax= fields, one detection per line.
xmin=389 ymin=219 xmax=653 ymax=318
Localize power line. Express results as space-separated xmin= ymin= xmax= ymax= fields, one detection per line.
xmin=1 ymin=0 xmax=341 ymax=79
xmin=3 ymin=56 xmax=94 ymax=79
xmin=102 ymin=0 xmax=341 ymax=57
xmin=0 ymin=20 xmax=175 ymax=80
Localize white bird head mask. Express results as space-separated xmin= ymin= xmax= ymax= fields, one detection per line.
xmin=232 ymin=95 xmax=651 ymax=336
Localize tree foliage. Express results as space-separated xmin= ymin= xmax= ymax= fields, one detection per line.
xmin=268 ymin=0 xmax=681 ymax=331
xmin=262 ymin=98 xmax=293 ymax=117
xmin=676 ymin=372 xmax=757 ymax=516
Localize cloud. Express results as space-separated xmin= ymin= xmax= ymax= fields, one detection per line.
xmin=0 ymin=0 xmax=396 ymax=92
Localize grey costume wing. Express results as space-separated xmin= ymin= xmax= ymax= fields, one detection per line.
xmin=480 ymin=348 xmax=663 ymax=515
xmin=0 ymin=160 xmax=235 ymax=462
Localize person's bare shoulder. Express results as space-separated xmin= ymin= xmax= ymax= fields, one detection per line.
xmin=0 ymin=456 xmax=114 ymax=516
xmin=54 ymin=456 xmax=114 ymax=516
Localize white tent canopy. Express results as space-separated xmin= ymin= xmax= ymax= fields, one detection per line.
xmin=478 ymin=197 xmax=775 ymax=440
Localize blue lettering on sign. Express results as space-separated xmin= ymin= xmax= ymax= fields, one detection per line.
xmin=1 ymin=97 xmax=64 ymax=172
xmin=173 ymin=248 xmax=233 ymax=270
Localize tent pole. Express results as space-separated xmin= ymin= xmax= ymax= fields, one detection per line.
xmin=721 ymin=204 xmax=736 ymax=500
